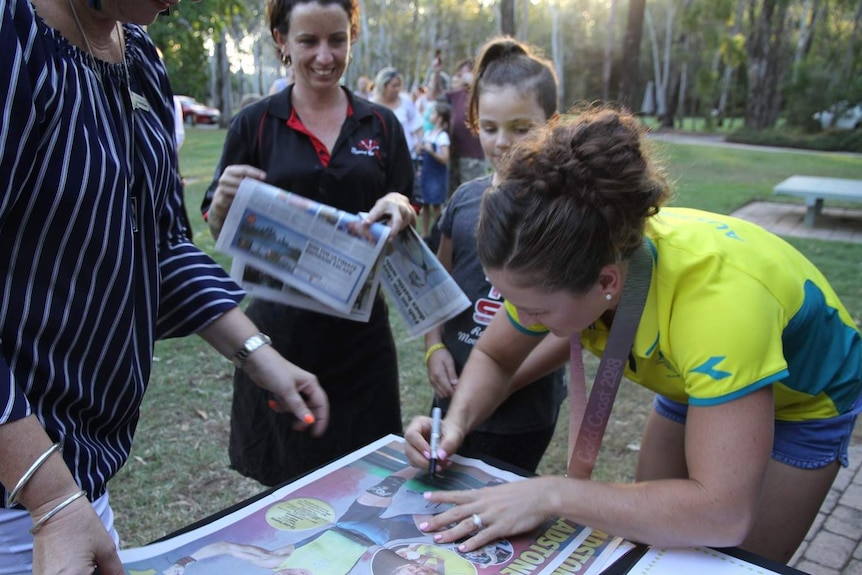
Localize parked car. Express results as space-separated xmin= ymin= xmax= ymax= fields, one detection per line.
xmin=813 ymin=101 xmax=862 ymax=130
xmin=175 ymin=95 xmax=221 ymax=126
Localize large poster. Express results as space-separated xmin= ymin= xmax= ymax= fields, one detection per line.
xmin=120 ymin=436 xmax=619 ymax=575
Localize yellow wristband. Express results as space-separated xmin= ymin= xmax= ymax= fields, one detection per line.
xmin=424 ymin=343 xmax=447 ymax=365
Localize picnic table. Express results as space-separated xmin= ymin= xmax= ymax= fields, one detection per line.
xmin=773 ymin=175 xmax=862 ymax=227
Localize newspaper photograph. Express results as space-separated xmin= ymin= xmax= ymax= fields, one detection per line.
xmin=215 ymin=179 xmax=391 ymax=314
xmin=119 ymin=435 xmax=603 ymax=575
xmin=382 ymin=227 xmax=471 ymax=338
xmin=230 ymin=257 xmax=382 ymax=323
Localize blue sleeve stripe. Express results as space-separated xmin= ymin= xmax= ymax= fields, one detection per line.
xmin=688 ymin=369 xmax=789 ymax=406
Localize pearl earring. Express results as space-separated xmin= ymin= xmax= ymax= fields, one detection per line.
xmin=605 ymin=293 xmax=613 ymax=301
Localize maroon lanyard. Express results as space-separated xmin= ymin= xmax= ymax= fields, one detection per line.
xmin=567 ymin=242 xmax=653 ymax=479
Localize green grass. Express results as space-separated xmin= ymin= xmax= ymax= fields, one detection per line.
xmin=108 ymin=127 xmax=862 ymax=548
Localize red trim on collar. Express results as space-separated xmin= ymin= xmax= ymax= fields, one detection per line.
xmin=285 ymin=102 xmax=355 ymax=168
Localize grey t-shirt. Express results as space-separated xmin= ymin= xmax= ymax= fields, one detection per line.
xmin=437 ymin=176 xmax=566 ymax=434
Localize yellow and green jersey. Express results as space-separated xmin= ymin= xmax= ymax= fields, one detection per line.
xmin=505 ymin=207 xmax=862 ymax=421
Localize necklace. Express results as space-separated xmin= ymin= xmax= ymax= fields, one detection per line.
xmin=68 ymin=0 xmax=140 ymax=232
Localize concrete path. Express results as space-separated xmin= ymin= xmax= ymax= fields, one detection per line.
xmin=790 ymin=445 xmax=862 ymax=574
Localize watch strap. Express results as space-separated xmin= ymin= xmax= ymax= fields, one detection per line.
xmin=232 ymin=333 xmax=272 ymax=368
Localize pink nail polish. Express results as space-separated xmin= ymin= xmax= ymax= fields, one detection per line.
xmin=419 ymin=522 xmax=429 ymax=531
xmin=434 ymin=534 xmax=442 ymax=542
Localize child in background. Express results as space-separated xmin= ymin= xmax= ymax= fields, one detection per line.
xmin=422 ymin=37 xmax=566 ymax=472
xmin=418 ymin=102 xmax=451 ymax=238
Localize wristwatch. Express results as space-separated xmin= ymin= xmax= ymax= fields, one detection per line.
xmin=232 ymin=333 xmax=272 ymax=368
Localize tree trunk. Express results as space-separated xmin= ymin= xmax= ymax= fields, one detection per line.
xmin=550 ymin=0 xmax=565 ymax=110
xmin=601 ymin=0 xmax=619 ymax=102
xmin=214 ymin=38 xmax=233 ymax=128
xmin=841 ymin=0 xmax=862 ymax=83
xmin=500 ymin=0 xmax=516 ymax=37
xmin=518 ymin=0 xmax=530 ymax=41
xmin=745 ymin=0 xmax=790 ymax=130
xmin=717 ymin=0 xmax=746 ymax=122
xmin=617 ymin=0 xmax=646 ymax=111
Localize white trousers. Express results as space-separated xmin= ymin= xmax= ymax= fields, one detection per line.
xmin=0 ymin=491 xmax=119 ymax=574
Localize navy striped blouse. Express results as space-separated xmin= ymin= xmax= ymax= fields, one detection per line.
xmin=0 ymin=0 xmax=244 ymax=506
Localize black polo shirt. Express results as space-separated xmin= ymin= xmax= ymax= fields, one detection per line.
xmin=203 ymin=85 xmax=414 ymax=218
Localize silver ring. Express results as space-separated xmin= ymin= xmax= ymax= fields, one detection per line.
xmin=472 ymin=513 xmax=484 ymax=530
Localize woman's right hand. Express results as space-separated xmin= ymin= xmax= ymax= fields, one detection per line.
xmin=31 ymin=496 xmax=124 ymax=575
xmin=208 ymin=164 xmax=267 ymax=239
xmin=404 ymin=415 xmax=466 ymax=471
xmin=426 ymin=347 xmax=458 ymax=399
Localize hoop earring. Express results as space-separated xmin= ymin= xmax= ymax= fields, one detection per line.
xmin=281 ymin=53 xmax=291 ymax=67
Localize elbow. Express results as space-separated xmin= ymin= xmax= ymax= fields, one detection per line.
xmin=703 ymin=499 xmax=758 ymax=548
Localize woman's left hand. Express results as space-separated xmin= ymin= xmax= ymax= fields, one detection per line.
xmin=419 ymin=477 xmax=553 ymax=552
xmin=364 ymin=192 xmax=416 ymax=239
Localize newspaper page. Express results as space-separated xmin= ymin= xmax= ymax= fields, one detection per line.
xmin=230 ymin=257 xmax=382 ymax=323
xmin=119 ymin=435 xmax=593 ymax=575
xmin=215 ymin=179 xmax=391 ymax=314
xmin=381 ymin=227 xmax=471 ymax=338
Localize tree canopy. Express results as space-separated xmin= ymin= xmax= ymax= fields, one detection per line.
xmin=149 ymin=0 xmax=862 ymax=131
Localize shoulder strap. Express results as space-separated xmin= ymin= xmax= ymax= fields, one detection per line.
xmin=567 ymin=241 xmax=653 ymax=479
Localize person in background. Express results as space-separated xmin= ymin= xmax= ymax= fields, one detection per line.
xmin=440 ymin=58 xmax=489 ymax=197
xmin=173 ymin=94 xmax=186 ymax=150
xmin=354 ymin=74 xmax=372 ymax=99
xmin=203 ymin=0 xmax=415 ymax=487
xmin=406 ymin=107 xmax=862 ymax=564
xmin=422 ymin=37 xmax=565 ymax=474
xmin=416 ymin=101 xmax=450 ymax=238
xmin=0 ymin=0 xmax=328 ymax=573
xmin=372 ymin=67 xmax=423 ymax=169
xmin=269 ymin=65 xmax=295 ymax=95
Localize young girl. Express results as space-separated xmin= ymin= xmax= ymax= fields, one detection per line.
xmin=418 ymin=102 xmax=451 ymax=237
xmin=422 ymin=37 xmax=566 ymax=472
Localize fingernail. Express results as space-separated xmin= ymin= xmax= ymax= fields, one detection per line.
xmin=423 ymin=450 xmax=431 ymax=460
xmin=418 ymin=522 xmax=429 ymax=531
xmin=423 ymin=492 xmax=432 ymax=500
xmin=458 ymin=544 xmax=466 ymax=551
xmin=303 ymin=413 xmax=315 ymax=424
xmin=267 ymin=400 xmax=279 ymax=411
xmin=434 ymin=534 xmax=442 ymax=542
xmin=438 ymin=449 xmax=448 ymax=460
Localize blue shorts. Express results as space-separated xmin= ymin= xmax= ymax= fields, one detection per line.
xmin=653 ymin=394 xmax=862 ymax=470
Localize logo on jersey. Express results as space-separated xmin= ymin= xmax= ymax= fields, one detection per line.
xmin=351 ymin=138 xmax=380 ymax=158
xmin=473 ymin=283 xmax=503 ymax=325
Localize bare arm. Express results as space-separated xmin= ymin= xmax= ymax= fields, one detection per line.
xmin=424 ymin=235 xmax=458 ymax=397
xmin=509 ymin=332 xmax=569 ymax=391
xmin=421 ymin=386 xmax=774 ymax=551
xmin=197 ymin=307 xmax=329 ymax=436
xmin=405 ymin=310 xmax=540 ymax=468
xmin=0 ymin=417 xmax=123 ymax=574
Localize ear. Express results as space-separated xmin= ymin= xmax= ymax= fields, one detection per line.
xmin=597 ymin=263 xmax=623 ymax=295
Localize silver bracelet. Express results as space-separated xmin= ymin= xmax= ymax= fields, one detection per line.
xmin=5 ymin=443 xmax=61 ymax=508
xmin=29 ymin=490 xmax=87 ymax=534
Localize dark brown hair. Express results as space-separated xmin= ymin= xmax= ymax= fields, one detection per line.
xmin=267 ymin=0 xmax=360 ymax=48
xmin=467 ymin=36 xmax=558 ymax=133
xmin=477 ymin=106 xmax=671 ymax=293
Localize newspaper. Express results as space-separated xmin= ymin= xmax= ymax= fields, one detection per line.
xmin=216 ymin=179 xmax=470 ymax=337
xmin=119 ymin=435 xmax=601 ymax=575
xmin=215 ymin=179 xmax=390 ymax=314
xmin=380 ymin=225 xmax=470 ymax=338
xmin=230 ymin=257 xmax=382 ymax=323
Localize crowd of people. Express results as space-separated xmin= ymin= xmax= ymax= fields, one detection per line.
xmin=1 ymin=0 xmax=860 ymax=574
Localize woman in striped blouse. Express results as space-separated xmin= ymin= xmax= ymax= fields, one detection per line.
xmin=0 ymin=1 xmax=329 ymax=573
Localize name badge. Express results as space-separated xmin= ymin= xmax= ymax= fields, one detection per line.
xmin=129 ymin=90 xmax=151 ymax=112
